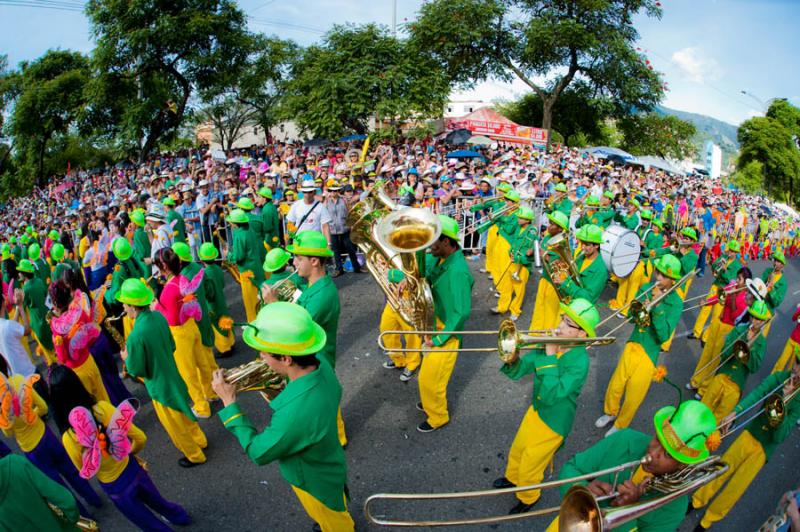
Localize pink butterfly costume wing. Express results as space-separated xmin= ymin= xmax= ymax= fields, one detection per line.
xmin=178 ymin=269 xmax=204 ymax=323
xmin=106 ymin=399 xmax=139 ymax=461
xmin=68 ymin=406 xmax=102 ymax=479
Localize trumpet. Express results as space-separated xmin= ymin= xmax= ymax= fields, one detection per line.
xmin=222 ymin=358 xmax=286 ymax=402
xmin=364 ymin=455 xmax=727 ymax=528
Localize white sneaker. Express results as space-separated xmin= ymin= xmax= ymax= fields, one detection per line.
xmin=480 ymin=268 xmax=488 ymax=273
xmin=494 ymin=292 xmax=500 ymax=298
xmin=595 ymin=414 xmax=616 ymax=428
xmin=685 ymin=382 xmax=695 ymax=390
xmin=605 ymin=425 xmax=620 ymax=438
xmin=510 ymin=314 xmax=519 ymax=322
xmin=399 ymin=367 xmax=417 ymax=382
xmin=191 ymin=407 xmax=211 ymax=420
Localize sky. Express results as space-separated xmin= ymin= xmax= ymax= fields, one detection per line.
xmin=1 ymin=0 xmax=798 ymax=126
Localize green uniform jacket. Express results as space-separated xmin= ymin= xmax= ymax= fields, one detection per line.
xmin=52 ymin=259 xmax=81 ymax=283
xmin=471 ymin=199 xmax=504 ymax=235
xmin=423 ymin=250 xmax=474 ymax=347
xmin=509 ymin=224 xmax=537 ymax=270
xmin=12 ymin=245 xmax=24 ymax=264
xmin=124 ymin=309 xmax=195 ymax=420
xmin=552 ymin=197 xmax=573 ymax=218
xmin=761 ymin=267 xmax=787 ymax=312
xmin=734 ymin=371 xmax=800 ymax=461
xmin=23 ymin=277 xmax=53 ymax=351
xmin=595 ymin=207 xmax=616 ymax=229
xmin=0 ymin=454 xmax=80 ymax=531
xmin=718 ymin=324 xmax=764 ymax=392
xmin=105 ymin=258 xmax=146 ymax=306
xmin=616 ymin=211 xmax=640 ymax=230
xmin=246 ymin=212 xmax=267 ymax=264
xmin=218 ymin=359 xmax=348 ymax=511
xmin=559 ymin=429 xmax=687 ymax=532
xmin=260 ymin=202 xmax=281 ymax=246
xmin=711 ymin=256 xmax=742 ymax=288
xmin=496 ymin=213 xmax=520 ymax=243
xmin=228 ymin=227 xmax=266 ymax=286
xmin=34 ymin=257 xmax=51 ymax=286
xmin=264 ymin=269 xmax=293 ymax=287
xmin=561 ymin=254 xmax=608 ymax=303
xmin=133 ymin=228 xmax=151 ymax=272
xmin=167 ymin=209 xmax=186 ymax=244
xmin=642 ymin=230 xmax=664 ymax=262
xmin=501 ymin=346 xmax=589 ymax=438
xmin=297 ymin=275 xmax=340 ymax=369
xmin=627 ymin=282 xmax=682 ymax=365
xmin=540 ymin=233 xmax=555 ymax=285
xmin=680 ymin=249 xmax=699 ymax=275
xmin=202 ymin=263 xmax=231 ymax=328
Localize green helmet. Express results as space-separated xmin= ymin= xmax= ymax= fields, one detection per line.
xmin=772 ymin=250 xmax=786 ymax=264
xmin=226 ymin=209 xmax=249 ymax=225
xmin=27 ymin=243 xmax=41 ymax=261
xmin=162 ymin=196 xmax=176 ymax=207
xmin=517 ymin=206 xmax=534 ymax=221
xmin=654 ymin=254 xmax=682 ymax=280
xmin=116 ymin=278 xmax=154 ymax=307
xmin=237 ymin=197 xmax=255 ymax=211
xmin=748 ymin=300 xmax=770 ymax=321
xmin=172 ymin=242 xmax=193 ymax=262
xmin=198 ymin=242 xmax=219 ymax=261
xmin=640 ymin=209 xmax=653 ymax=221
xmin=258 ymin=187 xmax=273 ymax=199
xmin=547 ymin=211 xmax=569 ymax=231
xmin=48 ymin=230 xmax=59 ymax=240
xmin=438 ymin=215 xmax=460 ymax=241
xmin=654 ymin=400 xmax=716 ymax=464
xmin=242 ymin=302 xmax=326 ymax=356
xmin=503 ymin=190 xmax=520 ymax=203
xmin=585 ymin=195 xmax=600 ymax=207
xmin=18 ymin=259 xmax=35 ymax=274
xmin=112 ymin=238 xmax=133 ymax=261
xmin=576 ymin=224 xmax=603 ymax=245
xmin=50 ymin=243 xmax=65 ymax=262
xmin=560 ymin=298 xmax=600 ymax=338
xmin=286 ymin=231 xmax=333 ymax=257
xmin=263 ymin=248 xmax=292 ymax=272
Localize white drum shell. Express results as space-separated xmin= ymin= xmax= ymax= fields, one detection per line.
xmin=601 ymin=224 xmax=641 ymax=277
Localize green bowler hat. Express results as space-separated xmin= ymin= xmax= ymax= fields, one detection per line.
xmin=131 ymin=210 xmax=146 ymax=227
xmin=258 ymin=187 xmax=273 ymax=199
xmin=496 ymin=182 xmax=512 ymax=193
xmin=654 ymin=400 xmax=716 ymax=465
xmin=603 ymin=190 xmax=615 ymax=200
xmin=237 ymin=197 xmax=255 ymax=211
xmin=772 ymin=250 xmax=786 ymax=264
xmin=559 ymin=298 xmax=600 ymax=338
xmin=517 ymin=206 xmax=534 ymax=221
xmin=286 ymin=230 xmax=333 ymax=257
xmin=727 ymin=240 xmax=741 ymax=253
xmin=655 ymin=254 xmax=682 ymax=280
xmin=50 ymin=243 xmax=65 ymax=262
xmin=198 ymin=242 xmax=219 ymax=261
xmin=242 ymin=302 xmax=327 ymax=356
xmin=226 ymin=208 xmax=249 ymax=225
xmin=547 ymin=211 xmax=569 ymax=231
xmin=172 ymin=242 xmax=193 ymax=262
xmin=112 ymin=238 xmax=133 ymax=261
xmin=17 ymin=259 xmax=35 ymax=273
xmin=116 ymin=278 xmax=154 ymax=306
xmin=585 ymin=195 xmax=600 ymax=207
xmin=48 ymin=230 xmax=59 ymax=240
xmin=652 ymin=218 xmax=664 ymax=229
xmin=438 ymin=215 xmax=460 ymax=241
xmin=748 ymin=300 xmax=770 ymax=320
xmin=640 ymin=209 xmax=653 ymax=220
xmin=576 ymin=224 xmax=603 ymax=245
xmin=162 ymin=196 xmax=176 ymax=207
xmin=263 ymin=248 xmax=291 ymax=272
xmin=28 ymin=243 xmax=42 ymax=261
xmin=680 ymin=227 xmax=698 ymax=242
xmin=1 ymin=245 xmax=11 ymax=261
xmin=628 ymin=198 xmax=640 ymax=208
xmin=503 ymin=190 xmax=521 ymax=203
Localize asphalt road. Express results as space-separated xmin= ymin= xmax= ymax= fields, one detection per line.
xmin=8 ymin=253 xmax=799 ymax=531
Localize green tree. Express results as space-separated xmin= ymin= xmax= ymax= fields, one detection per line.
xmin=283 ymin=24 xmax=450 ymax=139
xmin=728 ymin=160 xmax=765 ymax=195
xmin=86 ymin=0 xmax=253 ymax=160
xmin=409 ymin=0 xmax=664 ymax=146
xmin=618 ymin=112 xmax=697 ymax=160
xmin=198 ymin=95 xmax=256 ymax=151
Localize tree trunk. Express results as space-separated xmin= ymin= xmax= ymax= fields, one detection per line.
xmin=37 ymin=134 xmax=50 ymax=186
xmin=542 ymin=96 xmax=555 ymax=151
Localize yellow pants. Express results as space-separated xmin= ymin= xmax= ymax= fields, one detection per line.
xmin=529 ymin=278 xmax=561 ymax=333
xmin=498 ymin=265 xmax=530 ymax=317
xmin=762 ymin=321 xmax=772 ymax=338
xmin=152 ymin=400 xmax=207 ymax=464
xmin=418 ymin=333 xmax=459 ymax=429
xmin=661 ymin=281 xmax=691 ymax=352
xmin=485 ymin=225 xmax=499 ymax=278
xmin=200 ymin=345 xmax=219 ymax=399
xmin=123 ymin=315 xmax=135 ymax=340
xmin=692 ymin=430 xmax=765 ymax=529
xmin=73 ymin=356 xmax=111 ymax=403
xmin=610 ymin=261 xmax=645 ymax=313
xmin=241 ymin=274 xmax=259 ymax=323
xmin=213 ymin=323 xmax=236 ymax=353
xmin=701 ymin=374 xmax=741 ymax=422
xmin=491 ymin=236 xmax=512 ymax=289
xmin=291 ymin=485 xmax=354 ymax=532
xmin=504 ymin=406 xmax=563 ymax=504
xmin=170 ymin=320 xmax=214 ymax=417
xmin=604 ymin=342 xmax=655 ymax=429
xmin=337 ymin=408 xmax=347 ymax=447
xmin=692 ymin=285 xmax=721 ymax=340
xmin=771 ymin=337 xmax=799 ymax=373
xmin=691 ymin=321 xmax=734 ymax=394
xmin=380 ymin=304 xmax=421 ymax=371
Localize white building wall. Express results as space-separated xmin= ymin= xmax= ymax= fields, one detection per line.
xmin=704 ymin=141 xmax=722 ymax=179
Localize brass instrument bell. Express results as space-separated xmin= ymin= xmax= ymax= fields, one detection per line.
xmin=764 ymin=393 xmax=785 ymax=428
xmin=732 ymin=339 xmax=750 ymax=364
xmin=223 ymin=358 xmax=286 ymax=401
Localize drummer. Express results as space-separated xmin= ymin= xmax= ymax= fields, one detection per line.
xmin=595 ymin=191 xmax=617 ymax=229
xmin=609 ymin=199 xmax=643 ymax=313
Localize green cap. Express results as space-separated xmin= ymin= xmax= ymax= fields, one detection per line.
xmin=1 ymin=245 xmax=10 ymax=261
xmin=237 ymin=197 xmax=255 ymax=211
xmin=547 ymin=211 xmax=569 ymax=231
xmin=27 ymin=243 xmax=41 ymax=261
xmin=438 ymin=215 xmax=460 ymax=241
xmin=198 ymin=242 xmax=219 ymax=261
xmin=162 ymin=196 xmax=176 ymax=206
xmin=18 ymin=259 xmax=35 ymax=273
xmin=654 ymin=400 xmax=716 ymax=465
xmin=517 ymin=206 xmax=534 ymax=221
xmin=727 ymin=240 xmax=741 ymax=253
xmin=263 ymin=248 xmax=292 ymax=272
xmin=503 ymin=190 xmax=520 ymax=203
xmin=680 ymin=227 xmax=698 ymax=242
xmin=654 ymin=254 xmax=682 ymax=280
xmin=116 ymin=278 xmax=154 ymax=306
xmin=772 ymin=250 xmax=786 ymax=264
xmin=242 ymin=302 xmax=326 ymax=356
xmin=172 ymin=242 xmax=193 ymax=262
xmin=603 ymin=190 xmax=615 ymax=200
xmin=50 ymin=243 xmax=65 ymax=262
xmin=585 ymin=195 xmax=600 ymax=207
xmin=286 ymin=231 xmax=333 ymax=257
xmin=20 ymin=235 xmax=29 ymax=245
xmin=652 ymin=218 xmax=664 ymax=229
xmin=131 ymin=210 xmax=146 ymax=227
xmin=9 ymin=237 xmax=17 ymax=244
xmin=25 ymin=226 xmax=33 ymax=235
xmin=258 ymin=187 xmax=273 ymax=199
xmin=496 ymin=182 xmax=512 ymax=193
xmin=559 ymin=298 xmax=600 ymax=338
xmin=748 ymin=300 xmax=770 ymax=320
xmin=576 ymin=224 xmax=603 ymax=245
xmin=640 ymin=209 xmax=653 ymax=220
xmin=48 ymin=230 xmax=59 ymax=240
xmin=628 ymin=198 xmax=640 ymax=208
xmin=554 ymin=183 xmax=568 ymax=193
xmin=112 ymin=238 xmax=133 ymax=261
xmin=227 ymin=209 xmax=249 ymax=225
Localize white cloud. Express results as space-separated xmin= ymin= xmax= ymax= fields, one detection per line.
xmin=670 ymin=47 xmax=722 ymax=84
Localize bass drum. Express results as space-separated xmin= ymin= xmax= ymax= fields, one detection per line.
xmin=601 ymin=224 xmax=641 ymax=278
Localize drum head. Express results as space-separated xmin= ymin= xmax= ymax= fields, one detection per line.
xmin=601 ymin=225 xmax=641 ymax=277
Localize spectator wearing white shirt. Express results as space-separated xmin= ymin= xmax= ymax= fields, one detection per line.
xmin=0 ymin=286 xmax=35 ymax=377
xmin=287 ymin=179 xmax=332 ymax=243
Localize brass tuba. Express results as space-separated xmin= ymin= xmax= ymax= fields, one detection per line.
xmin=543 ymin=233 xmax=581 ymax=301
xmin=347 ymin=180 xmax=440 ymax=331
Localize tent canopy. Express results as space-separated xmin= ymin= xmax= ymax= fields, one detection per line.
xmin=445 ymin=107 xmax=547 ymax=146
xmin=582 ymin=146 xmax=636 ymax=161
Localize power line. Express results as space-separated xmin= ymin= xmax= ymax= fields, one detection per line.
xmin=247 ymin=16 xmax=326 ymax=35
xmin=0 ymin=0 xmax=84 ymax=12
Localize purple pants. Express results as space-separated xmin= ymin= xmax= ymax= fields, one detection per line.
xmin=102 ymin=457 xmax=191 ymax=531
xmin=90 ymin=331 xmax=133 ymax=405
xmin=25 ymin=424 xmax=102 ymax=513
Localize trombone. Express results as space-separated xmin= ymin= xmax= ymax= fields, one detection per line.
xmin=721 ymin=373 xmax=800 ymax=438
xmin=682 ymin=284 xmax=746 ymax=313
xmin=462 ymin=203 xmax=519 ymax=235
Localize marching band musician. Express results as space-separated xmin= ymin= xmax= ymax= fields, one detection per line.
xmin=657 ymin=227 xmax=700 ymax=352
xmin=381 ymin=270 xmax=421 ymax=382
xmin=597 ymin=255 xmax=684 ymax=436
xmin=486 ymin=189 xmax=520 ymax=291
xmin=689 ymin=240 xmax=743 ymax=343
xmin=760 ymin=250 xmax=787 ymax=338
xmin=211 ymin=303 xmax=355 ymax=532
xmin=772 ymin=301 xmax=800 ymax=374
xmin=691 ymin=358 xmax=800 ymax=531
xmin=574 ymin=195 xmax=600 ymax=228
xmin=528 ymin=210 xmax=569 ymax=332
xmin=492 ymin=206 xmax=537 ymax=321
xmin=225 ymin=208 xmax=265 ymax=322
xmin=547 ymin=182 xmax=572 ymax=217
xmin=257 ymin=187 xmax=281 ymax=251
xmin=554 ymin=224 xmax=608 ymax=304
xmin=50 ymin=243 xmax=81 ymax=283
xmin=546 ymin=400 xmax=718 ymax=532
xmin=642 ymin=215 xmax=665 ymax=282
xmin=474 ymin=181 xmax=513 ymax=281
xmin=701 ymin=300 xmax=769 ymax=422
xmin=131 ymin=209 xmax=152 ymax=273
xmin=236 ymin=197 xmax=267 ymax=265
xmin=17 ymin=259 xmax=56 ymax=365
xmin=105 ymin=238 xmax=147 ymax=339
xmin=162 ymin=196 xmax=186 ymax=244
xmin=609 ymin=198 xmax=642 ymax=312
xmin=28 ymin=244 xmax=51 ymax=287
xmin=492 ymin=298 xmax=599 ymax=514
xmin=198 ymin=242 xmax=235 ymax=358
xmin=596 ymin=190 xmax=618 ymax=229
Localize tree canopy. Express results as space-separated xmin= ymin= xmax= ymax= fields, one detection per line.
xmin=618 ymin=112 xmax=697 ymax=160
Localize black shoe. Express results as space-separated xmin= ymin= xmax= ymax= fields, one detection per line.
xmin=509 ymin=500 xmax=537 ymax=514
xmin=416 ymin=401 xmax=424 ymax=412
xmin=700 ymin=341 xmax=706 ymax=349
xmin=692 ymin=524 xmax=707 ymax=532
xmin=417 ymin=421 xmax=443 ymax=433
xmin=687 ymin=333 xmax=697 ymax=340
xmin=216 ymin=350 xmax=233 ymax=359
xmin=493 ymin=477 xmax=515 ymax=489
xmin=178 ymin=457 xmax=205 ymax=468
xmin=331 ymin=270 xmax=344 ymax=278
xmin=312 ymin=524 xmax=322 ymax=532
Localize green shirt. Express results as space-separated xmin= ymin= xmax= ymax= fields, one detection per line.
xmin=761 ymin=268 xmax=787 ymax=312
xmin=595 ymin=207 xmax=616 ymax=229
xmin=228 ymin=227 xmax=266 ymax=286
xmin=423 ymin=250 xmax=474 ymax=347
xmin=0 ymin=454 xmax=80 ymax=531
xmin=23 ymin=277 xmax=53 ymax=351
xmin=718 ymin=324 xmax=765 ymax=392
xmin=34 ymin=257 xmax=51 ymax=286
xmin=561 ymin=254 xmax=608 ymax=303
xmin=558 ymin=429 xmax=688 ymax=532
xmin=642 ymin=230 xmax=664 ymax=262
xmin=680 ymin=249 xmax=699 ymax=275
xmin=616 ymin=211 xmax=640 ymax=230
xmin=218 ymin=359 xmax=348 ymax=511
xmin=124 ymin=309 xmax=195 ymax=419
xmin=509 ymin=224 xmax=537 ymax=270
xmin=297 ymin=275 xmax=340 ymax=369
xmin=552 ymin=197 xmax=573 ymax=218
xmin=105 ymin=258 xmax=146 ymax=306
xmin=263 ymin=269 xmax=293 ymax=286
xmin=180 ymin=261 xmax=214 ymax=347
xmin=627 ymin=282 xmax=682 ymax=364
xmin=734 ymin=371 xmax=800 ymax=461
xmin=246 ymin=212 xmax=267 ymax=264
xmin=133 ymin=227 xmax=151 ymax=271
xmin=711 ymin=256 xmax=741 ymax=288
xmin=501 ymin=346 xmax=589 ymax=438
xmin=202 ymin=263 xmax=231 ymax=326
xmin=167 ymin=209 xmax=186 ymax=244
xmin=496 ymin=213 xmax=520 ymax=243
xmin=260 ymin=202 xmax=281 ymax=246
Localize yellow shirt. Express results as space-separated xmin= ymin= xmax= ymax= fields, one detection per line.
xmin=79 ymin=236 xmax=89 ymax=260
xmin=1 ymin=375 xmax=48 ymax=452
xmin=62 ymin=401 xmax=147 ymax=484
